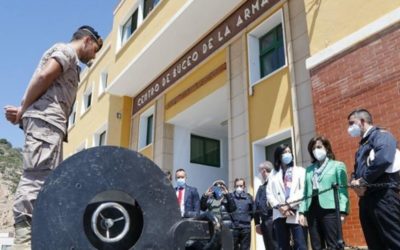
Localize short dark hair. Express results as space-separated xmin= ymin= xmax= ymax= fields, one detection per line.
xmin=234 ymin=178 xmax=246 ymax=187
xmin=175 ymin=168 xmax=186 ymax=174
xmin=307 ymin=136 xmax=336 ymax=163
xmin=347 ymin=108 xmax=373 ymax=124
xmin=71 ymin=25 xmax=103 ymax=50
xmin=273 ymin=143 xmax=292 ymax=171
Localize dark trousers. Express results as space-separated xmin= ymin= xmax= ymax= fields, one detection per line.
xmin=261 ymin=218 xmax=278 ymax=250
xmin=307 ymin=196 xmax=339 ymax=250
xmin=359 ymin=189 xmax=400 ymax=250
xmin=233 ymin=227 xmax=251 ymax=250
xmin=273 ymin=218 xmax=307 ymax=250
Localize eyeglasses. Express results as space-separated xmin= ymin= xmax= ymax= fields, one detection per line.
xmin=82 ymin=28 xmax=103 ymax=51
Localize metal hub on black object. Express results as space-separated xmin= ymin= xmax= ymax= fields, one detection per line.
xmin=32 ymin=146 xmax=233 ymax=250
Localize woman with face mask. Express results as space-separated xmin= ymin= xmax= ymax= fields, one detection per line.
xmin=298 ymin=136 xmax=349 ymax=250
xmin=266 ymin=144 xmax=307 ymax=250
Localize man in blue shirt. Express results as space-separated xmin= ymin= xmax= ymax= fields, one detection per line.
xmin=348 ymin=108 xmax=400 ymax=249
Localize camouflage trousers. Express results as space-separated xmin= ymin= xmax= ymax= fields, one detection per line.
xmin=13 ymin=117 xmax=63 ymax=224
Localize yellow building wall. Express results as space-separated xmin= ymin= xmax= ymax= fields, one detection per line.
xmin=139 ymin=145 xmax=153 ymax=160
xmin=109 ymin=0 xmax=187 ymax=81
xmin=120 ymin=96 xmax=133 ymax=148
xmin=165 ymin=50 xmax=227 ymax=121
xmin=305 ymin=0 xmax=400 ymax=55
xmin=248 ymin=68 xmax=293 ymax=142
xmin=107 ymin=95 xmax=130 ymax=146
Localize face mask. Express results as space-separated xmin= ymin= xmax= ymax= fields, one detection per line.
xmin=235 ymin=187 xmax=244 ymax=193
xmin=176 ymin=178 xmax=185 ymax=187
xmin=281 ymin=153 xmax=293 ymax=165
xmin=348 ymin=124 xmax=361 ymax=137
xmin=313 ymin=148 xmax=327 ymax=161
xmin=213 ymin=186 xmax=223 ymax=199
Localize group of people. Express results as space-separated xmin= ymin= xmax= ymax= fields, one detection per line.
xmin=171 ymin=135 xmax=348 ymax=250
xmin=3 ymin=20 xmax=400 ymax=250
xmin=171 ymin=108 xmax=400 ymax=250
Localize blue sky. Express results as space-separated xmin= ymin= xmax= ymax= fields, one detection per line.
xmin=0 ymin=1 xmax=118 ymax=148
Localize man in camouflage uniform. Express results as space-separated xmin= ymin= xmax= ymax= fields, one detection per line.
xmin=4 ymin=25 xmax=102 ymax=249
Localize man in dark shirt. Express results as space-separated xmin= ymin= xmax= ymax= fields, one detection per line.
xmin=231 ymin=178 xmax=254 ymax=250
xmin=348 ymin=108 xmax=400 ymax=249
xmin=254 ymin=161 xmax=277 ymax=250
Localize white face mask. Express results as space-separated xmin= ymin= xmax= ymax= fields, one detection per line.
xmin=235 ymin=187 xmax=244 ymax=193
xmin=348 ymin=124 xmax=361 ymax=137
xmin=281 ymin=153 xmax=293 ymax=165
xmin=176 ymin=178 xmax=185 ymax=187
xmin=313 ymin=148 xmax=327 ymax=162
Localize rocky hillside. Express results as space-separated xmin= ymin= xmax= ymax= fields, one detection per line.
xmin=0 ymin=138 xmax=23 ymax=231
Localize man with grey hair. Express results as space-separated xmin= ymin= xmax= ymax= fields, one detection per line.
xmin=348 ymin=108 xmax=400 ymax=249
xmin=254 ymin=161 xmax=277 ymax=250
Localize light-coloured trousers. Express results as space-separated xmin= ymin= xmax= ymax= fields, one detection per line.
xmin=13 ymin=117 xmax=63 ymax=224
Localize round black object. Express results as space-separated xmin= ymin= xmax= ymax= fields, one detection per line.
xmin=31 ymin=146 xmax=181 ymax=250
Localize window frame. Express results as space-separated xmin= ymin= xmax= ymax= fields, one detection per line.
xmin=190 ymin=134 xmax=221 ymax=167
xmin=247 ymin=9 xmax=286 ymax=89
xmin=68 ymin=102 xmax=77 ymax=129
xmin=121 ymin=8 xmax=139 ymax=46
xmin=98 ymin=70 xmax=109 ymax=97
xmin=81 ymin=85 xmax=93 ymax=116
xmin=118 ymin=0 xmax=161 ymax=50
xmin=138 ymin=106 xmax=155 ymax=150
xmin=93 ymin=123 xmax=108 ymax=147
xmin=145 ymin=114 xmax=154 ymax=146
xmin=143 ymin=0 xmax=160 ymax=19
xmin=259 ymin=23 xmax=285 ymax=78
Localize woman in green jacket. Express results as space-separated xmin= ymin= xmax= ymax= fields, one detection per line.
xmin=299 ymin=136 xmax=349 ymax=250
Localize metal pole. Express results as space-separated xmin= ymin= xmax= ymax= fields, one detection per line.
xmin=332 ymin=183 xmax=345 ymax=250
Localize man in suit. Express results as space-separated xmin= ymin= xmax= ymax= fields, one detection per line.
xmin=175 ymin=168 xmax=200 ymax=218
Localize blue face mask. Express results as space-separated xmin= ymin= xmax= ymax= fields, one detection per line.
xmin=348 ymin=124 xmax=361 ymax=137
xmin=213 ymin=186 xmax=223 ymax=199
xmin=176 ymin=178 xmax=185 ymax=187
xmin=281 ymin=153 xmax=293 ymax=165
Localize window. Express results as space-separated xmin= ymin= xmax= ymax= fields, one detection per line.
xmin=99 ymin=131 xmax=106 ymax=146
xmin=145 ymin=114 xmax=153 ymax=145
xmin=138 ymin=106 xmax=155 ymax=149
xmin=143 ymin=0 xmax=160 ymax=19
xmin=94 ymin=130 xmax=107 ymax=146
xmin=82 ymin=86 xmax=93 ymax=114
xmin=259 ymin=24 xmax=284 ymax=78
xmin=98 ymin=70 xmax=108 ymax=96
xmin=68 ymin=102 xmax=77 ymax=128
xmin=121 ymin=9 xmax=139 ymax=45
xmin=247 ymin=10 xmax=286 ymax=87
xmin=190 ymin=135 xmax=220 ymax=167
xmin=119 ymin=0 xmax=160 ymax=48
xmin=93 ymin=124 xmax=107 ymax=147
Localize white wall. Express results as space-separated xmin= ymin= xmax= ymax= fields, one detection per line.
xmin=173 ymin=125 xmax=228 ymax=194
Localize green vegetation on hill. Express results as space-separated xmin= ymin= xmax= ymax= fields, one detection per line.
xmin=0 ymin=138 xmax=23 ymax=193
